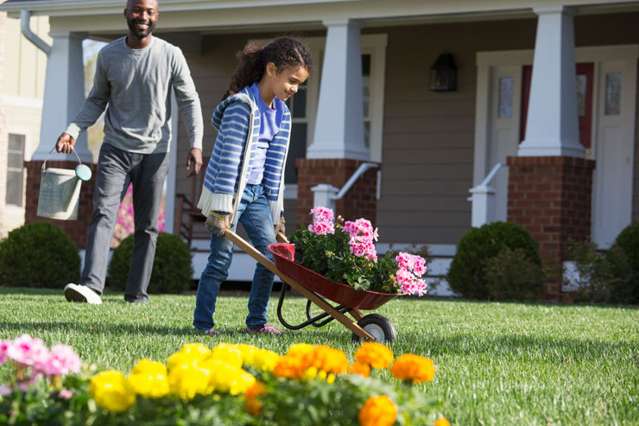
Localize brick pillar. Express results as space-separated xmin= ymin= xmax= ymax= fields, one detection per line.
xmin=507 ymin=156 xmax=595 ymax=300
xmin=296 ymin=159 xmax=378 ymax=226
xmin=25 ymin=160 xmax=96 ymax=248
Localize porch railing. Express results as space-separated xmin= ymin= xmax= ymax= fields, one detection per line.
xmin=311 ymin=162 xmax=380 ymax=210
xmin=468 ymin=163 xmax=505 ymax=227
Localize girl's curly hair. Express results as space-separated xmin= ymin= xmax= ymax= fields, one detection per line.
xmin=224 ymin=36 xmax=312 ymax=99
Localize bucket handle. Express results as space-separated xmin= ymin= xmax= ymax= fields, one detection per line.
xmin=42 ymin=146 xmax=83 ymax=172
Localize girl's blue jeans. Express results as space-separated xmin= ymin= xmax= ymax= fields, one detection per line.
xmin=193 ymin=184 xmax=276 ymax=331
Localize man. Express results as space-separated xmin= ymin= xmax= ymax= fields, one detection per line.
xmin=58 ymin=0 xmax=204 ymax=304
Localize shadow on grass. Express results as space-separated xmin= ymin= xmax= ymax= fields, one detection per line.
xmin=0 ymin=320 xmax=354 ymax=342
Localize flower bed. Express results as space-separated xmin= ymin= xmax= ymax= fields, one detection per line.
xmin=292 ymin=208 xmax=428 ymax=296
xmin=0 ymin=335 xmax=450 ymax=425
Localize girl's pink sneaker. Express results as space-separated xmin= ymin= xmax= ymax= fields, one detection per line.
xmin=246 ymin=324 xmax=282 ymax=335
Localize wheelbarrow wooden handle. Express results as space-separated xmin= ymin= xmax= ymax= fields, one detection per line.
xmin=223 ymin=229 xmax=375 ymax=341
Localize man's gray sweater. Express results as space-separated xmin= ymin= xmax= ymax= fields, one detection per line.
xmin=66 ymin=36 xmax=203 ymax=154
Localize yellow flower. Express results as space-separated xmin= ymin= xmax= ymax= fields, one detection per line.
xmin=358 ymin=395 xmax=397 ymax=426
xmin=248 ymin=349 xmax=281 ymax=372
xmin=391 ymin=354 xmax=436 ymax=384
xmin=355 ymin=343 xmax=394 ymax=370
xmin=349 ymin=362 xmax=371 ymax=377
xmin=434 ymin=416 xmax=451 ymax=426
xmin=244 ymin=381 xmax=266 ymax=416
xmin=237 ymin=344 xmax=259 ymax=365
xmin=90 ymin=370 xmax=136 ymax=413
xmin=127 ymin=359 xmax=169 ymax=398
xmin=207 ymin=343 xmax=243 ymax=368
xmin=201 ymin=359 xmax=256 ymax=395
xmin=168 ymin=364 xmax=211 ymax=400
xmin=287 ymin=343 xmax=315 ymax=358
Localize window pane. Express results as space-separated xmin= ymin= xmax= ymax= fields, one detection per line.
xmin=5 ymin=171 xmax=23 ymax=206
xmin=362 ymin=54 xmax=371 ymax=77
xmin=8 ymin=134 xmax=25 ymax=151
xmin=576 ymin=74 xmax=587 ymax=117
xmin=364 ymin=121 xmax=370 ymax=148
xmin=498 ymin=77 xmax=513 ymax=118
xmin=8 ymin=152 xmax=23 ymax=168
xmin=605 ymin=72 xmax=622 ymax=116
xmin=285 ymin=123 xmax=307 ymax=184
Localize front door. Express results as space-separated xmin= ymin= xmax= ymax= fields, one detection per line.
xmin=591 ymin=61 xmax=636 ymax=248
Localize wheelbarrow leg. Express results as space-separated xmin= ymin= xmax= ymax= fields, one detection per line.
xmin=225 ymin=229 xmax=376 ymax=341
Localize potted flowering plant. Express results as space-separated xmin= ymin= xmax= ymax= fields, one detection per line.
xmin=291 ymin=208 xmax=428 ymax=296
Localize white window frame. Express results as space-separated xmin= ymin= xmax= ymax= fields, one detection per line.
xmin=5 ymin=132 xmax=27 ymax=208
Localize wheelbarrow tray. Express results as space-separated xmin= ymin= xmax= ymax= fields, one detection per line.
xmin=268 ymin=243 xmax=396 ymax=310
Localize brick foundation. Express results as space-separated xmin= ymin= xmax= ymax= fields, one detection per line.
xmin=296 ymin=159 xmax=378 ymax=226
xmin=25 ymin=161 xmax=96 ymax=248
xmin=507 ymin=156 xmax=595 ymax=301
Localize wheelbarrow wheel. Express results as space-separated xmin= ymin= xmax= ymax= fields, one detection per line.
xmin=352 ymin=314 xmax=396 ymax=343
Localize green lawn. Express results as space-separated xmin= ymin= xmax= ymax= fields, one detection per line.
xmin=1 ymin=287 xmax=638 ymax=425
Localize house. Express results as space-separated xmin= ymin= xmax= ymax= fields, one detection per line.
xmin=0 ymin=8 xmax=48 ymax=237
xmin=1 ymin=0 xmax=638 ymax=299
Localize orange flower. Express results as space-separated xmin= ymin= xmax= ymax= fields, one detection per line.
xmin=273 ymin=345 xmax=349 ymax=380
xmin=391 ymin=354 xmax=435 ymax=384
xmin=309 ymin=345 xmax=349 ymax=375
xmin=349 ymin=362 xmax=371 ymax=377
xmin=434 ymin=416 xmax=451 ymax=426
xmin=358 ymin=395 xmax=397 ymax=426
xmin=244 ymin=381 xmax=266 ymax=416
xmin=355 ymin=342 xmax=394 ymax=370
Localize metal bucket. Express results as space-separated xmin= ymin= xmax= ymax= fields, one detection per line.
xmin=37 ymin=148 xmax=92 ymax=221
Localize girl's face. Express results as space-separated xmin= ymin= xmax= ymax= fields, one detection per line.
xmin=265 ymin=64 xmax=310 ymax=102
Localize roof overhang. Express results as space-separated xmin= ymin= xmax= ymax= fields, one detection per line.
xmin=2 ymin=0 xmax=638 ymax=34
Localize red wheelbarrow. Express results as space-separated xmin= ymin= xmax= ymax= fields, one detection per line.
xmin=225 ymin=229 xmax=397 ymax=342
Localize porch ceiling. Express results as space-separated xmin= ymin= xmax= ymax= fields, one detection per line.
xmin=2 ymin=0 xmax=639 ymax=34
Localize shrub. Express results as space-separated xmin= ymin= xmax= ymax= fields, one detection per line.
xmin=484 ymin=248 xmax=545 ymax=301
xmin=615 ymin=223 xmax=639 ymax=272
xmin=448 ymin=222 xmax=541 ymax=299
xmin=0 ymin=223 xmax=80 ymax=288
xmin=107 ymin=232 xmax=193 ymax=294
xmin=569 ymin=240 xmax=637 ymax=304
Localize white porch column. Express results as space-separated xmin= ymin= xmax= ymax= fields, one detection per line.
xmin=34 ymin=32 xmax=92 ymax=162
xmin=307 ymin=19 xmax=368 ymax=160
xmin=518 ymin=6 xmax=583 ymax=158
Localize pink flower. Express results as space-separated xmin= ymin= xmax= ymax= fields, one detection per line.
xmin=0 ymin=385 xmax=11 ymax=396
xmin=310 ymin=207 xmax=334 ymax=223
xmin=0 ymin=340 xmax=9 ymax=365
xmin=308 ymin=221 xmax=334 ymax=236
xmin=37 ymin=344 xmax=81 ymax=377
xmin=400 ymin=278 xmax=428 ymax=296
xmin=58 ymin=389 xmax=74 ymax=400
xmin=7 ymin=335 xmax=49 ymax=367
xmin=395 ymin=253 xmax=427 ymax=277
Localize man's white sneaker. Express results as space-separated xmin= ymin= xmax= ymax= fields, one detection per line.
xmin=64 ymin=283 xmax=102 ymax=305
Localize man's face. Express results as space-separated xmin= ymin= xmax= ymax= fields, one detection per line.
xmin=125 ymin=0 xmax=158 ymax=39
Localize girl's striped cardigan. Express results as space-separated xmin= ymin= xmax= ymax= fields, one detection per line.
xmin=197 ymin=86 xmax=292 ymax=227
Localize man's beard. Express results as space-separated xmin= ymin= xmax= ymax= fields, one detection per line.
xmin=127 ymin=18 xmax=155 ymax=39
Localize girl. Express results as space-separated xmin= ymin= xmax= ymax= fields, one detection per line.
xmin=193 ymin=37 xmax=312 ymax=335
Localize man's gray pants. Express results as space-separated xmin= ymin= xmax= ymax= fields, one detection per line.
xmin=82 ymin=143 xmax=169 ymax=302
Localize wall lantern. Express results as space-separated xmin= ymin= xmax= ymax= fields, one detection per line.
xmin=430 ymin=53 xmax=457 ymax=92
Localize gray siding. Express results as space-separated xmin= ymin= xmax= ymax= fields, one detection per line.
xmin=378 ymin=19 xmax=537 ymax=244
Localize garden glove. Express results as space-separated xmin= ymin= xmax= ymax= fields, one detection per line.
xmin=206 ymin=211 xmax=230 ymax=237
